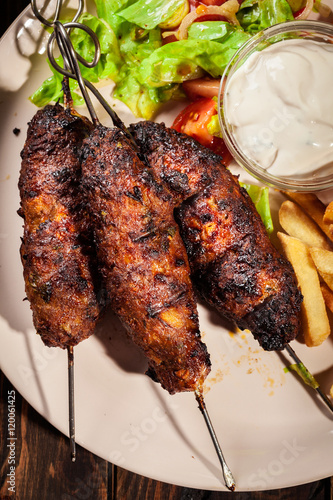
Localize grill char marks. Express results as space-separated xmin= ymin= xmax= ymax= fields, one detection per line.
xmin=129 ymin=120 xmax=302 ymax=351
xmin=19 ymin=104 xmax=101 ymax=348
xmin=80 ymin=126 xmax=210 ymax=394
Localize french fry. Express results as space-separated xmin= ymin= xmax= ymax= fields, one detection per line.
xmin=285 ymin=192 xmax=333 ymax=242
xmin=323 ymin=201 xmax=333 ymax=224
xmin=278 ymin=232 xmax=330 ymax=347
xmin=331 ymin=385 xmax=333 ymax=399
xmin=323 ymin=202 xmax=333 ymax=239
xmin=309 ymin=247 xmax=333 ymax=291
xmin=320 ymin=282 xmax=333 ymax=314
xmin=279 ymin=200 xmax=331 ymax=250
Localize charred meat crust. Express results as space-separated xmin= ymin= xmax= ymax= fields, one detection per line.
xmin=80 ymin=125 xmax=210 ymax=394
xmin=19 ymin=104 xmax=101 ymax=348
xmin=129 ymin=120 xmax=302 ymax=351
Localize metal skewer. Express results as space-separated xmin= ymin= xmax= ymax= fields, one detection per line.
xmin=30 ymin=0 xmax=93 ymax=462
xmin=195 ymin=390 xmax=235 ymax=491
xmin=31 ymin=1 xmax=236 ymax=484
xmin=285 ymin=344 xmax=333 ymax=414
xmin=67 ymin=346 xmax=76 ymax=462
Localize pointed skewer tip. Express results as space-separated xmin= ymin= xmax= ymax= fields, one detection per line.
xmin=195 ymin=390 xmax=236 ymax=491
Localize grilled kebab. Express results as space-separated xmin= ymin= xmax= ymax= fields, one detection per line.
xmin=129 ymin=121 xmax=302 ymax=351
xmin=80 ymin=125 xmax=211 ymax=394
xmin=19 ymin=103 xmax=101 ymax=348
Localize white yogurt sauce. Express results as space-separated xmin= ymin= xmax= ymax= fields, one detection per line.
xmin=224 ymin=38 xmax=333 ymax=178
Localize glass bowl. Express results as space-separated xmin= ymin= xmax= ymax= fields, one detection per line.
xmin=218 ymin=20 xmax=333 ymax=192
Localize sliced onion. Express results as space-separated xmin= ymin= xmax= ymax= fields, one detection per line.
xmin=167 ymin=0 xmax=240 ymax=40
xmin=159 ymin=0 xmax=190 ymax=30
xmin=182 ymin=78 xmax=221 ymax=99
xmin=290 ymin=0 xmax=314 ymax=18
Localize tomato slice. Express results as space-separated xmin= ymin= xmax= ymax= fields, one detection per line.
xmin=190 ymin=0 xmax=244 ymax=6
xmin=172 ymin=97 xmax=232 ymax=164
xmin=293 ymin=7 xmax=305 ymax=18
xmin=189 ymin=0 xmax=232 ymax=7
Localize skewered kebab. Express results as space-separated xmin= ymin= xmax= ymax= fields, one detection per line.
xmin=129 ymin=121 xmax=333 ymax=412
xmin=79 ymin=124 xmax=235 ymax=488
xmin=18 ymin=101 xmax=102 ymax=459
xmin=80 ymin=124 xmax=211 ymax=394
xmin=18 ymin=103 xmax=100 ymax=348
xmin=23 ymin=0 xmax=108 ymax=462
xmin=129 ymin=120 xmax=302 ymax=350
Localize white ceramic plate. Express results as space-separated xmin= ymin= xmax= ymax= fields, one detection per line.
xmin=1 ymin=2 xmax=333 ymax=492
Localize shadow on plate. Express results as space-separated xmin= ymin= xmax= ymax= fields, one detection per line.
xmin=93 ymin=306 xmax=148 ymax=376
xmin=91 ymin=293 xmax=239 ymax=378
xmin=149 ymin=380 xmax=229 ymax=488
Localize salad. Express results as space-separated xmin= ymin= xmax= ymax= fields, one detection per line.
xmin=29 ymin=0 xmax=329 ymax=231
xmin=31 ymin=0 xmax=326 ymax=118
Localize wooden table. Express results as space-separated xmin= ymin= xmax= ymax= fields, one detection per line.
xmin=1 ymin=3 xmax=332 ymax=499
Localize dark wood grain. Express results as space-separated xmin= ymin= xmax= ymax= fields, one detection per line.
xmin=1 ymin=2 xmax=332 ymax=500
xmin=0 ymin=371 xmax=108 ymax=500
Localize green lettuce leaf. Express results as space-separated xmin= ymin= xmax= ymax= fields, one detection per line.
xmin=117 ymin=0 xmax=185 ymax=30
xmin=94 ymin=0 xmax=132 ymax=18
xmin=116 ymin=21 xmax=162 ymax=65
xmin=93 ymin=0 xmax=134 ymax=34
xmin=30 ymin=59 xmax=66 ymax=107
xmin=240 ymin=183 xmax=274 ymax=234
xmin=109 ymin=21 xmax=169 ymax=117
xmin=136 ymin=34 xmax=250 ymax=87
xmin=30 ymin=58 xmax=84 ymax=106
xmin=113 ymin=71 xmax=177 ymax=118
xmin=187 ymin=20 xmax=250 ymax=45
xmin=237 ymin=0 xmax=294 ymax=33
xmin=71 ymin=14 xmax=122 ymax=82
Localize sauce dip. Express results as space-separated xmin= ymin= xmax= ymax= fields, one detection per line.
xmin=223 ymin=38 xmax=333 ymax=179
